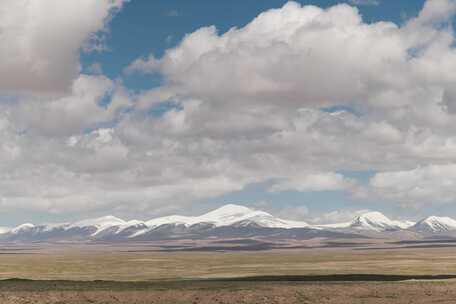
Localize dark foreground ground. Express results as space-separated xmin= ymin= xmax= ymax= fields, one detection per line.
xmin=2 ymin=277 xmax=456 ymax=304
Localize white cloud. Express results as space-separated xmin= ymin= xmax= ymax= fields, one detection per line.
xmin=124 ymin=54 xmax=161 ymax=75
xmin=0 ymin=0 xmax=126 ymax=94
xmin=122 ymin=0 xmax=456 ymax=206
xmin=370 ymin=164 xmax=456 ymax=205
xmin=269 ymin=172 xmax=355 ymax=192
xmin=413 ymin=0 xmax=456 ymax=25
xmin=275 ymin=205 xmax=310 ymax=221
xmin=11 ymin=74 xmax=132 ymax=136
xmin=153 ymin=3 xmax=404 ymax=109
xmin=3 ymin=0 xmax=456 ymax=218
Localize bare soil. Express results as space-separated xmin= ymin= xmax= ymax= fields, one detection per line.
xmin=1 ymin=243 xmax=456 ymax=303
xmin=1 ymin=280 xmax=456 ymax=303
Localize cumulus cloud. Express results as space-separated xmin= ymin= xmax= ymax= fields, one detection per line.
xmin=119 ymin=0 xmax=456 ymax=208
xmin=271 ymin=204 xmax=311 ymax=221
xmin=413 ymin=0 xmax=456 ymax=25
xmin=124 ymin=54 xmax=161 ymax=75
xmin=131 ymin=0 xmax=456 ymax=123
xmin=153 ymin=3 xmax=404 ymax=109
xmin=0 ymin=0 xmax=126 ymax=94
xmin=269 ymin=172 xmax=355 ymax=192
xmin=11 ymin=74 xmax=132 ymax=136
xmin=370 ymin=164 xmax=456 ymax=205
xmin=3 ymin=0 xmax=456 ymax=219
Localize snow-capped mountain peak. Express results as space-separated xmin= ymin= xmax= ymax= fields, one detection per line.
xmin=136 ymin=204 xmax=309 ymax=237
xmin=351 ymin=212 xmax=389 ymax=231
xmin=69 ymin=215 xmax=127 ymax=236
xmin=145 ymin=215 xmax=194 ymax=228
xmin=11 ymin=223 xmax=35 ymax=234
xmin=71 ymin=215 xmax=126 ymax=228
xmin=319 ymin=211 xmax=413 ymax=232
xmin=196 ymin=204 xmax=309 ymax=228
xmin=144 ymin=204 xmax=257 ymax=228
xmin=354 ymin=211 xmax=390 ymax=223
xmin=201 ymin=204 xmax=254 ymax=217
xmin=4 ymin=206 xmax=456 ymax=242
xmin=350 ymin=211 xmax=412 ymax=231
xmin=198 ymin=204 xmax=261 ymax=225
xmin=411 ymin=216 xmax=456 ymax=233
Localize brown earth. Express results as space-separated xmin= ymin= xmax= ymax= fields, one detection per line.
xmin=1 ymin=243 xmax=456 ymax=303
xmin=1 ymin=281 xmax=456 ymax=304
xmin=2 ymin=243 xmax=456 ymax=281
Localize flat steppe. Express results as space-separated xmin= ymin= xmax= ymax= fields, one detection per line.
xmin=1 ymin=239 xmax=456 ymax=303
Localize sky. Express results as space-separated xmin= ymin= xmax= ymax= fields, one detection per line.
xmin=1 ymin=0 xmax=456 ymax=225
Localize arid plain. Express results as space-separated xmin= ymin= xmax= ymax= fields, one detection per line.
xmin=1 ymin=240 xmax=456 ymax=303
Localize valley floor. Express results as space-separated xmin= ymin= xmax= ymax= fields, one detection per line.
xmin=1 ymin=242 xmax=456 ymax=303
xmin=1 ymin=241 xmax=456 ymax=280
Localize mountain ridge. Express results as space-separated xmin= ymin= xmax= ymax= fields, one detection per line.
xmin=410 ymin=216 xmax=456 ymax=233
xmin=0 ymin=204 xmax=454 ymax=242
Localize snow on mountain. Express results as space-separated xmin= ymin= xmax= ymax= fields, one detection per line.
xmin=351 ymin=211 xmax=413 ymax=231
xmin=2 ymin=207 xmax=413 ymax=239
xmin=198 ymin=204 xmax=260 ymax=226
xmin=7 ymin=206 xmax=456 ymax=242
xmin=145 ymin=215 xmax=195 ymax=228
xmin=70 ymin=216 xmax=152 ymax=237
xmin=144 ymin=204 xmax=309 ymax=229
xmin=318 ymin=211 xmax=414 ymax=232
xmin=317 ymin=222 xmax=353 ymax=229
xmin=195 ymin=204 xmax=309 ymax=228
xmin=117 ymin=220 xmax=147 ymax=232
xmin=10 ymin=223 xmax=35 ymax=234
xmin=131 ymin=204 xmax=309 ymax=238
xmin=411 ymin=216 xmax=456 ymax=233
xmin=70 ymin=215 xmax=126 ymax=229
xmin=69 ymin=215 xmax=128 ymax=236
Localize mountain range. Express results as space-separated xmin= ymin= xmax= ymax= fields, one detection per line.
xmin=1 ymin=204 xmax=456 ymax=242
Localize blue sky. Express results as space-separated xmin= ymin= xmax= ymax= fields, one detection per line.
xmin=2 ymin=0 xmax=456 ymax=226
